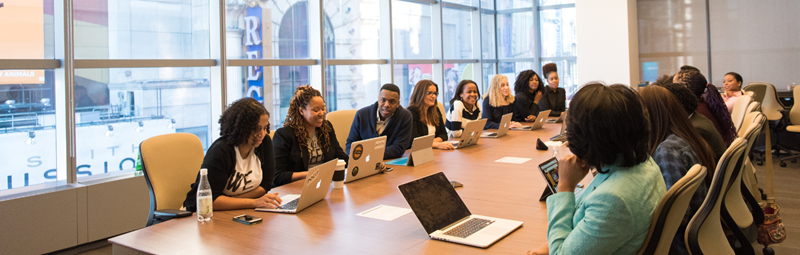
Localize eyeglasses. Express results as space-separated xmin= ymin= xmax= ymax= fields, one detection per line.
xmin=425 ymin=91 xmax=439 ymax=96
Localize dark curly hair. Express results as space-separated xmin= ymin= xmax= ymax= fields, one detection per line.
xmin=675 ymin=70 xmax=737 ymax=144
xmin=543 ymin=63 xmax=558 ymax=79
xmin=657 ymin=82 xmax=698 ymax=115
xmin=567 ymin=83 xmax=650 ymax=169
xmin=449 ymin=79 xmax=479 ymax=107
xmin=219 ymin=98 xmax=270 ymax=146
xmin=284 ymin=85 xmax=332 ymax=151
xmin=513 ymin=70 xmax=543 ymax=95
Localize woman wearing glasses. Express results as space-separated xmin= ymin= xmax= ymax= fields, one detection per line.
xmin=408 ymin=80 xmax=454 ymax=150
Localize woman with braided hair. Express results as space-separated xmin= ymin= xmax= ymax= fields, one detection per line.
xmin=272 ymin=85 xmax=348 ymax=187
xmin=674 ymin=70 xmax=737 ymax=145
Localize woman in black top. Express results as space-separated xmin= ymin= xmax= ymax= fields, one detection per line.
xmin=513 ymin=70 xmax=544 ymax=122
xmin=183 ymin=98 xmax=282 ymax=211
xmin=539 ymin=63 xmax=566 ymax=117
xmin=482 ymin=74 xmax=523 ymax=129
xmin=408 ymin=80 xmax=454 ymax=150
xmin=273 ymin=85 xmax=348 ymax=187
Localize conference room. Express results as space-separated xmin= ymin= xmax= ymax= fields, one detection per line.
xmin=0 ymin=0 xmax=798 ymax=254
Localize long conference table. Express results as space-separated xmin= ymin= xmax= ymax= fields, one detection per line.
xmin=110 ymin=121 xmax=592 ymax=255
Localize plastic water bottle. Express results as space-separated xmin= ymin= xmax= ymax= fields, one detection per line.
xmin=196 ymin=168 xmax=213 ymax=222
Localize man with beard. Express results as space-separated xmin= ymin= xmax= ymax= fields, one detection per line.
xmin=346 ymin=84 xmax=413 ymax=159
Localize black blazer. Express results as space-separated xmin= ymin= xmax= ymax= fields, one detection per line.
xmin=407 ymin=105 xmax=448 ymax=141
xmin=514 ymin=91 xmax=541 ymax=122
xmin=539 ymin=87 xmax=566 ymax=117
xmin=272 ymin=121 xmax=348 ymax=187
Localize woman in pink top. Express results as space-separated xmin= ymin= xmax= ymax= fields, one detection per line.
xmin=722 ymin=72 xmax=743 ymax=113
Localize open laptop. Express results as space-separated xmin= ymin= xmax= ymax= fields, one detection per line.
xmin=537 ymin=157 xmax=584 ymax=201
xmin=256 ymin=159 xmax=337 ymax=213
xmin=510 ymin=110 xmax=551 ymax=131
xmin=545 ymin=110 xmax=567 ymax=124
xmin=481 ymin=113 xmax=512 ymax=138
xmin=550 ymin=111 xmax=568 ymax=142
xmin=345 ymin=136 xmax=387 ymax=183
xmin=398 ymin=172 xmax=523 ymax=248
xmin=451 ymin=118 xmax=487 ymax=149
xmin=385 ymin=134 xmax=435 ymax=166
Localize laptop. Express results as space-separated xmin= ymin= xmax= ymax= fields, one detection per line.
xmin=550 ymin=111 xmax=568 ymax=142
xmin=398 ymin=172 xmax=524 ymax=248
xmin=345 ymin=136 xmax=387 ymax=183
xmin=256 ymin=159 xmax=337 ymax=213
xmin=451 ymin=118 xmax=487 ymax=149
xmin=537 ymin=157 xmax=584 ymax=201
xmin=510 ymin=110 xmax=551 ymax=131
xmin=480 ymin=113 xmax=512 ymax=138
xmin=385 ymin=134 xmax=435 ymax=167
xmin=545 ymin=110 xmax=567 ymax=124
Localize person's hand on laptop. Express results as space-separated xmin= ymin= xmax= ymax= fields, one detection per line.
xmin=524 ymin=115 xmax=535 ymax=122
xmin=376 ymin=162 xmax=387 ymax=173
xmin=253 ymin=193 xmax=283 ymax=209
xmin=524 ymin=242 xmax=548 ymax=255
xmin=557 ymin=155 xmax=590 ymax=193
xmin=509 ymin=121 xmax=523 ymax=129
xmin=434 ymin=141 xmax=455 ymax=150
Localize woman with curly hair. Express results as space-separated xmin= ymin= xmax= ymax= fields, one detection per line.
xmin=675 ymin=70 xmax=737 ymax=145
xmin=408 ymin=80 xmax=454 ymax=150
xmin=183 ymin=98 xmax=282 ymax=211
xmin=513 ymin=70 xmax=544 ymax=122
xmin=539 ymin=63 xmax=566 ymax=117
xmin=272 ymin=85 xmax=348 ymax=187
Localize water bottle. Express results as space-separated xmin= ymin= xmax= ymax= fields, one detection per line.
xmin=196 ymin=168 xmax=213 ymax=222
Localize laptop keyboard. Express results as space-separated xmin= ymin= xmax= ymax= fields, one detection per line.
xmin=443 ymin=218 xmax=495 ymax=238
xmin=278 ymin=198 xmax=299 ymax=210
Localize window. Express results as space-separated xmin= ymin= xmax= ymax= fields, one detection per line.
xmin=393 ymin=1 xmax=433 ymax=59
xmin=442 ymin=8 xmax=474 ymax=59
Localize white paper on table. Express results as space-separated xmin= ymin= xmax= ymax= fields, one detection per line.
xmin=543 ymin=141 xmax=564 ymax=147
xmin=495 ymin=156 xmax=532 ymax=164
xmin=356 ymin=205 xmax=412 ymax=221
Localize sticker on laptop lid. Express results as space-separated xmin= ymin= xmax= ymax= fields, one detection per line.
xmin=375 ymin=140 xmax=386 ymax=150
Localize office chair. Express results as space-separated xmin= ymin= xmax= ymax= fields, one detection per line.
xmin=326 ymin=109 xmax=358 ymax=149
xmin=140 ymin=133 xmax=204 ymax=226
xmin=746 ymin=101 xmax=759 ymax=115
xmin=739 ymin=112 xmax=766 ymax=204
xmin=730 ymin=95 xmax=753 ymax=133
xmin=744 ymin=83 xmax=788 ymax=166
xmin=437 ymin=101 xmax=446 ymax=125
xmin=779 ymin=85 xmax=800 ymax=167
xmin=685 ymin=138 xmax=747 ymax=255
xmin=637 ymin=165 xmax=707 ymax=255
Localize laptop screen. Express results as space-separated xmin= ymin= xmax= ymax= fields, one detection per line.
xmin=398 ymin=172 xmax=471 ymax=234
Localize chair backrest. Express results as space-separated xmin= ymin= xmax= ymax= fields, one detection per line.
xmin=637 ymin=165 xmax=707 ymax=255
xmin=327 ymin=109 xmax=358 ymax=149
xmin=744 ymin=91 xmax=754 ymax=97
xmin=140 ymin=133 xmax=204 ymax=213
xmin=730 ymin=95 xmax=753 ymax=132
xmin=745 ymin=101 xmax=759 ymax=114
xmin=685 ymin=138 xmax=747 ymax=255
xmin=745 ymin=83 xmax=783 ymax=120
xmin=724 ymin=114 xmax=764 ymax=230
xmin=791 ymin=85 xmax=800 ymax=125
xmin=437 ymin=101 xmax=447 ymax=125
xmin=743 ymin=83 xmax=766 ymax=105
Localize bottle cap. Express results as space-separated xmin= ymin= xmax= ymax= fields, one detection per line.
xmin=200 ymin=168 xmax=208 ymax=175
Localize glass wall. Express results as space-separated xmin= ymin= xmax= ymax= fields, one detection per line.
xmin=0 ymin=0 xmax=576 ymax=191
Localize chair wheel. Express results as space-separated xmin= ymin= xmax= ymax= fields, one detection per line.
xmin=763 ymin=246 xmax=774 ymax=255
xmin=780 ymin=162 xmax=787 ymax=167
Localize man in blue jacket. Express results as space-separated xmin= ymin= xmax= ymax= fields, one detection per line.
xmin=346 ymin=84 xmax=413 ymax=159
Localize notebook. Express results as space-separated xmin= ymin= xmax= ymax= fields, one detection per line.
xmin=537 ymin=157 xmax=584 ymax=201
xmin=256 ymin=159 xmax=337 ymax=213
xmin=510 ymin=110 xmax=551 ymax=131
xmin=345 ymin=136 xmax=387 ymax=183
xmin=480 ymin=113 xmax=512 ymax=138
xmin=398 ymin=172 xmax=524 ymax=248
xmin=451 ymin=118 xmax=487 ymax=149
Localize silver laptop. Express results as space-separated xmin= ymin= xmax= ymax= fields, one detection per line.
xmin=550 ymin=111 xmax=568 ymax=142
xmin=545 ymin=110 xmax=567 ymax=124
xmin=345 ymin=136 xmax=387 ymax=183
xmin=452 ymin=118 xmax=487 ymax=149
xmin=481 ymin=113 xmax=512 ymax=138
xmin=399 ymin=172 xmax=523 ymax=248
xmin=510 ymin=110 xmax=551 ymax=131
xmin=256 ymin=159 xmax=337 ymax=213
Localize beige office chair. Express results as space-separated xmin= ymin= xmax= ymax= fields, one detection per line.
xmin=743 ymin=83 xmax=767 ymax=108
xmin=730 ymin=95 xmax=753 ymax=132
xmin=437 ymin=101 xmax=447 ymax=125
xmin=779 ymin=85 xmax=800 ymax=166
xmin=745 ymin=101 xmax=760 ymax=114
xmin=685 ymin=138 xmax=747 ymax=255
xmin=637 ymin=165 xmax=707 ymax=255
xmin=327 ymin=109 xmax=358 ymax=150
xmin=721 ymin=114 xmax=766 ymax=251
xmin=745 ymin=83 xmax=783 ymax=121
xmin=140 ymin=133 xmax=204 ymax=226
xmin=744 ymin=91 xmax=755 ymax=97
xmin=739 ymin=112 xmax=766 ymax=204
xmin=269 ymin=130 xmax=276 ymax=139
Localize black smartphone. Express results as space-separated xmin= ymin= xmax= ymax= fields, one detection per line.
xmin=233 ymin=214 xmax=262 ymax=225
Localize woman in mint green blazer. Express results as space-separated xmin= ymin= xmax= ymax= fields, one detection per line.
xmin=527 ymin=84 xmax=667 ymax=255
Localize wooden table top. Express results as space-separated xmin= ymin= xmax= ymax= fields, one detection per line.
xmin=109 ymin=122 xmax=588 ymax=255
